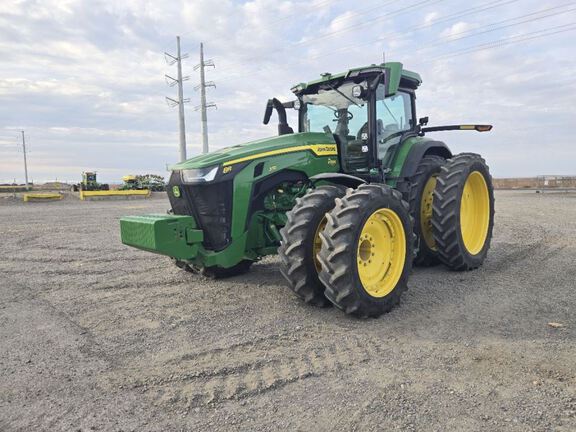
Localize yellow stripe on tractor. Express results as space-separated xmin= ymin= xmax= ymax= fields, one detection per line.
xmin=223 ymin=144 xmax=338 ymax=166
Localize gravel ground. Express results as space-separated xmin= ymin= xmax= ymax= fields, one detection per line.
xmin=0 ymin=190 xmax=574 ymax=431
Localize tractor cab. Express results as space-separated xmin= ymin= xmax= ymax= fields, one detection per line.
xmin=290 ymin=63 xmax=421 ymax=181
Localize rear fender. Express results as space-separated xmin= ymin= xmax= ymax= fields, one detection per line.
xmin=399 ymin=140 xmax=452 ymax=179
xmin=392 ymin=140 xmax=451 ymax=197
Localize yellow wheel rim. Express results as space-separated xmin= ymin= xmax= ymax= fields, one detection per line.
xmin=357 ymin=208 xmax=406 ymax=298
xmin=313 ymin=216 xmax=327 ymax=272
xmin=420 ymin=175 xmax=437 ymax=251
xmin=460 ymin=171 xmax=490 ymax=255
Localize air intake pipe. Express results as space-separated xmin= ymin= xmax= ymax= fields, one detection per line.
xmin=263 ymin=98 xmax=294 ymax=135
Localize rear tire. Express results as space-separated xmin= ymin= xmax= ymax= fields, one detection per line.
xmin=407 ymin=155 xmax=445 ymax=266
xmin=278 ymin=185 xmax=347 ymax=307
xmin=318 ymin=184 xmax=414 ymax=318
xmin=432 ymin=153 xmax=494 ymax=271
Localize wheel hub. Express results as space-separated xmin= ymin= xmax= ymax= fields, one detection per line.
xmin=313 ymin=217 xmax=327 ymax=272
xmin=356 ymin=208 xmax=406 ymax=298
xmin=420 ymin=175 xmax=437 ymax=251
xmin=460 ymin=171 xmax=490 ymax=255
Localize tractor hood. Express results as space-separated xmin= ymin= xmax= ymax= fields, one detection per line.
xmin=171 ymin=132 xmax=336 ymax=170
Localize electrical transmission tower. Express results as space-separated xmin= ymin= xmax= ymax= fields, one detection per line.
xmin=194 ymin=43 xmax=216 ymax=154
xmin=165 ymin=36 xmax=190 ymax=163
xmin=20 ymin=130 xmax=30 ymax=189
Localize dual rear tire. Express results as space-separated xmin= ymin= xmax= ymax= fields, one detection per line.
xmin=279 ymin=184 xmax=414 ymax=318
xmin=432 ymin=153 xmax=494 ymax=270
xmin=408 ymin=153 xmax=494 ymax=270
xmin=279 ymin=152 xmax=494 ymax=318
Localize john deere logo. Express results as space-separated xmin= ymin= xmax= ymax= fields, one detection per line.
xmin=172 ymin=185 xmax=181 ymax=198
xmin=327 ymin=158 xmax=337 ymax=166
xmin=310 ymin=144 xmax=338 ymax=156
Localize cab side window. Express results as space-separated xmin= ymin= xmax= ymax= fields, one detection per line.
xmin=375 ymin=86 xmax=414 ymax=165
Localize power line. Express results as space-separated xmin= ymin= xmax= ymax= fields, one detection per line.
xmin=326 ymin=0 xmax=406 ymax=26
xmin=431 ymin=22 xmax=576 ymax=59
xmin=295 ymin=0 xmax=444 ymax=47
xmin=210 ymin=0 xmax=517 ymax=85
xmin=214 ymin=0 xmax=438 ymax=76
xmin=165 ymin=36 xmax=190 ymax=163
xmin=178 ymin=0 xmax=344 ymax=48
xmin=416 ymin=3 xmax=576 ymax=51
xmin=194 ymin=43 xmax=217 ymax=154
xmin=306 ymin=0 xmax=519 ymax=61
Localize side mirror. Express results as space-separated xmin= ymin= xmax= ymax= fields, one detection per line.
xmin=419 ymin=116 xmax=429 ymax=126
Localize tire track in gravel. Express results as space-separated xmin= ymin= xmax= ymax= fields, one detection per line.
xmin=109 ymin=330 xmax=384 ymax=409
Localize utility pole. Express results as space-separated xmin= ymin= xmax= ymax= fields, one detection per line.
xmin=21 ymin=130 xmax=29 ymax=190
xmin=165 ymin=36 xmax=190 ymax=163
xmin=194 ymin=43 xmax=216 ymax=154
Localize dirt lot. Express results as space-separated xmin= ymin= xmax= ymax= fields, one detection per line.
xmin=0 ymin=190 xmax=574 ymax=431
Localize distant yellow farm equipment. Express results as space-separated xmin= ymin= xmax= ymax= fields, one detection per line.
xmin=23 ymin=192 xmax=63 ymax=202
xmin=79 ymin=189 xmax=150 ymax=200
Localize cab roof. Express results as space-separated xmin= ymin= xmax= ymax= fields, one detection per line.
xmin=291 ymin=62 xmax=422 ymax=95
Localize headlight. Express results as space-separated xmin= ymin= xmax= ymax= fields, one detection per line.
xmin=181 ymin=166 xmax=219 ymax=183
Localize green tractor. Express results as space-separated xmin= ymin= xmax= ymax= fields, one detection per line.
xmin=72 ymin=171 xmax=109 ymax=192
xmin=120 ymin=62 xmax=494 ymax=317
xmin=120 ymin=174 xmax=166 ymax=191
xmin=120 ymin=175 xmax=146 ymax=190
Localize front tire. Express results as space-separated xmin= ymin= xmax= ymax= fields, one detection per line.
xmin=318 ymin=184 xmax=414 ymax=318
xmin=432 ymin=153 xmax=494 ymax=271
xmin=278 ymin=185 xmax=347 ymax=307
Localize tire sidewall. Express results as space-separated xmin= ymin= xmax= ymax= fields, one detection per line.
xmin=347 ymin=188 xmax=413 ymax=307
xmin=453 ymin=159 xmax=495 ymax=266
xmin=302 ymin=186 xmax=347 ymax=284
xmin=411 ymin=157 xmax=444 ymax=260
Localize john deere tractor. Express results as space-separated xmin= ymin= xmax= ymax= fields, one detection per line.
xmin=120 ymin=62 xmax=494 ymax=317
xmin=72 ymin=172 xmax=109 ymax=192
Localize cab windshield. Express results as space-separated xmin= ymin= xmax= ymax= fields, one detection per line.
xmin=301 ymin=81 xmax=368 ymax=138
xmin=301 ymin=81 xmax=369 ymax=173
xmin=300 ymin=80 xmax=414 ymax=173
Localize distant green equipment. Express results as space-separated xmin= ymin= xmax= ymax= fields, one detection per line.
xmin=72 ymin=172 xmax=109 ymax=192
xmin=119 ymin=174 xmax=166 ymax=191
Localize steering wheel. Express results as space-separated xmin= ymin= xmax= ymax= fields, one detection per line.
xmin=334 ymin=110 xmax=353 ymax=121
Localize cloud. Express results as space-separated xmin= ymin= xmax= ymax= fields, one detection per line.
xmin=1 ymin=0 xmax=575 ymax=183
xmin=440 ymin=21 xmax=474 ymax=39
xmin=424 ymin=11 xmax=439 ymax=25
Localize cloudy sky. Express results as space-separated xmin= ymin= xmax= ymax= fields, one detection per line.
xmin=1 ymin=0 xmax=575 ymax=183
